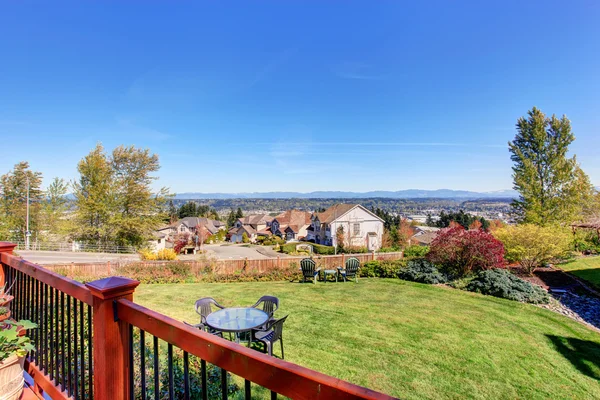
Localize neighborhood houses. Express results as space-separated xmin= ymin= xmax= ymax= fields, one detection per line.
xmin=152 ymin=203 xmax=417 ymax=252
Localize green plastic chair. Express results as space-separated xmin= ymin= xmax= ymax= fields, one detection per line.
xmin=300 ymin=258 xmax=320 ymax=284
xmin=338 ymin=257 xmax=360 ymax=283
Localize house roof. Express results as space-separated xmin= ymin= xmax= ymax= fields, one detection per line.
xmin=238 ymin=214 xmax=273 ymax=226
xmin=316 ymin=204 xmax=384 ymax=224
xmin=274 ymin=210 xmax=312 ymax=226
xmin=176 ymin=217 xmax=223 ymax=235
xmin=230 ymin=225 xmax=256 ymax=235
xmin=411 ymin=231 xmax=437 ymax=245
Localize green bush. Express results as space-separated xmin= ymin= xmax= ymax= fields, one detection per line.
xmin=339 ymin=246 xmax=369 ymax=254
xmin=312 ymin=243 xmax=335 ymax=255
xmin=398 ymin=259 xmax=447 ymax=284
xmin=466 ymin=268 xmax=550 ymax=304
xmin=403 ymin=245 xmax=429 ymax=258
xmin=378 ymin=247 xmax=400 ymax=253
xmin=360 ymin=260 xmax=407 ymax=278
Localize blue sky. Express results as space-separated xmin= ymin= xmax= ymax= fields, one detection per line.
xmin=0 ymin=1 xmax=599 ymax=193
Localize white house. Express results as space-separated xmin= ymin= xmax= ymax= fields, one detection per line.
xmin=306 ymin=204 xmax=384 ymax=251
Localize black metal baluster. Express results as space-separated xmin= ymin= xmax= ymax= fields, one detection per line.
xmin=49 ymin=287 xmax=54 ymax=380
xmin=244 ymin=380 xmax=251 ymax=399
xmin=168 ymin=344 xmax=174 ymax=400
xmin=41 ymin=283 xmax=46 ymax=372
xmin=15 ymin=271 xmax=21 ymax=320
xmin=61 ymin=292 xmax=66 ymax=391
xmin=183 ymin=351 xmax=190 ymax=400
xmin=140 ymin=330 xmax=147 ymax=400
xmin=221 ymin=368 xmax=228 ymax=400
xmin=201 ymin=359 xmax=208 ymax=400
xmin=88 ymin=304 xmax=93 ymax=400
xmin=80 ymin=301 xmax=84 ymax=400
xmin=271 ymin=391 xmax=277 ymax=400
xmin=74 ymin=298 xmax=79 ymax=398
xmin=153 ymin=336 xmax=159 ymax=400
xmin=55 ymin=288 xmax=60 ymax=383
xmin=24 ymin=274 xmax=29 ymax=321
xmin=129 ymin=325 xmax=134 ymax=400
xmin=32 ymin=279 xmax=39 ymax=363
xmin=67 ymin=295 xmax=72 ymax=396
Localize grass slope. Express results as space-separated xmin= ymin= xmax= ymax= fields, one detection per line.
xmin=559 ymin=256 xmax=600 ymax=287
xmin=135 ymin=279 xmax=600 ymax=399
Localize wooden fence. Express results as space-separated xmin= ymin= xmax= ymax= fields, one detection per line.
xmin=42 ymin=252 xmax=404 ymax=277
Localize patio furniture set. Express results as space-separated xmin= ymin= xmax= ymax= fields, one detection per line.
xmin=300 ymin=257 xmax=361 ymax=284
xmin=185 ymin=295 xmax=287 ymax=358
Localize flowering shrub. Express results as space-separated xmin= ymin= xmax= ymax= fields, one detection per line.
xmin=139 ymin=248 xmax=178 ymax=261
xmin=427 ymin=225 xmax=505 ymax=277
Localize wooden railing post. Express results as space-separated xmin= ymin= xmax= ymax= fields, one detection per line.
xmin=0 ymin=242 xmax=17 ymax=286
xmin=86 ymin=277 xmax=140 ymax=400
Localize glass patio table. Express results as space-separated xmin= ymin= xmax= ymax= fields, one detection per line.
xmin=205 ymin=307 xmax=269 ymax=346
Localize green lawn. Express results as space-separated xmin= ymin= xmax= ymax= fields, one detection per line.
xmin=135 ymin=279 xmax=600 ymax=400
xmin=559 ymin=256 xmax=600 ymax=287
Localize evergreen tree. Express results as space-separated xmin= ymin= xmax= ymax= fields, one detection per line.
xmin=40 ymin=177 xmax=71 ymax=238
xmin=0 ymin=162 xmax=43 ymax=242
xmin=226 ymin=209 xmax=237 ymax=228
xmin=235 ymin=207 xmax=243 ymax=219
xmin=509 ymin=107 xmax=594 ymax=225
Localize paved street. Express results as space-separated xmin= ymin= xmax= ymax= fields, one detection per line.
xmin=17 ymin=251 xmax=139 ymax=265
xmin=17 ymin=244 xmax=286 ymax=264
xmin=201 ymin=244 xmax=273 ymax=260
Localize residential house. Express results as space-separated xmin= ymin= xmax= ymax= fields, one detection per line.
xmin=306 ymin=204 xmax=384 ymax=251
xmin=271 ymin=210 xmax=312 ymax=241
xmin=158 ymin=217 xmax=225 ymax=246
xmin=147 ymin=231 xmax=167 ymax=251
xmin=229 ymin=214 xmax=273 ymax=243
xmin=410 ymin=226 xmax=440 ymax=246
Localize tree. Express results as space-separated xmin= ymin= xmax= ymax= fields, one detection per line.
xmin=493 ymin=224 xmax=571 ymax=275
xmin=398 ymin=218 xmax=414 ymax=247
xmin=509 ymin=107 xmax=594 ymax=225
xmin=0 ymin=162 xmax=43 ymax=242
xmin=436 ymin=210 xmax=489 ymax=230
xmin=336 ymin=226 xmax=346 ymax=250
xmin=241 ymin=232 xmax=250 ymax=243
xmin=226 ymin=209 xmax=237 ymax=228
xmin=235 ymin=207 xmax=243 ymax=219
xmin=167 ymin=200 xmax=178 ymax=223
xmin=40 ymin=177 xmax=71 ymax=238
xmin=72 ymin=143 xmax=116 ymax=244
xmin=73 ymin=143 xmax=169 ymax=247
xmin=427 ymin=225 xmax=505 ymax=277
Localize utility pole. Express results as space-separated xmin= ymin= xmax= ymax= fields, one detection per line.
xmin=25 ymin=176 xmax=31 ymax=250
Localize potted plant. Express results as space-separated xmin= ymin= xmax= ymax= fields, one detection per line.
xmin=0 ymin=283 xmax=15 ymax=308
xmin=0 ymin=320 xmax=36 ymax=399
xmin=0 ymin=308 xmax=9 ymax=323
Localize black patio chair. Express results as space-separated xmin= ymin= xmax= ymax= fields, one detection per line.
xmin=252 ymin=315 xmax=289 ymax=358
xmin=184 ymin=297 xmax=226 ymax=337
xmin=251 ymin=295 xmax=279 ymax=322
xmin=338 ymin=257 xmax=360 ymax=283
xmin=300 ymin=258 xmax=320 ymax=284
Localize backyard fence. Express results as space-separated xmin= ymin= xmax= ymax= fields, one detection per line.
xmin=41 ymin=251 xmax=404 ymax=277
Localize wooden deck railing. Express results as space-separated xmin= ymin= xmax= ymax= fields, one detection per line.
xmin=0 ymin=242 xmax=397 ymax=400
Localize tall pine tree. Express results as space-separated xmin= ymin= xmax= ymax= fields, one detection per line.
xmin=509 ymin=107 xmax=594 ymax=225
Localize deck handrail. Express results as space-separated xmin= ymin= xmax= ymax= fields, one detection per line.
xmin=0 ymin=252 xmax=93 ymax=305
xmin=116 ymin=298 xmax=394 ymax=400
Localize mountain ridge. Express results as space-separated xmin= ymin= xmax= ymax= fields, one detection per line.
xmin=174 ymin=189 xmax=519 ymax=200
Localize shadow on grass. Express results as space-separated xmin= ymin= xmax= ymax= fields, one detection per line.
xmin=546 ymin=335 xmax=600 ymax=380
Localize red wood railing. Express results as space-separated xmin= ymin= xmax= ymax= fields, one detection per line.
xmin=0 ymin=242 xmax=397 ymax=400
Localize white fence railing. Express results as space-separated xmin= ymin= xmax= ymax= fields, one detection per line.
xmin=13 ymin=240 xmax=137 ymax=254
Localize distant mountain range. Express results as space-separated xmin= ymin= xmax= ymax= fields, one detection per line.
xmin=174 ymin=189 xmax=519 ymax=200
